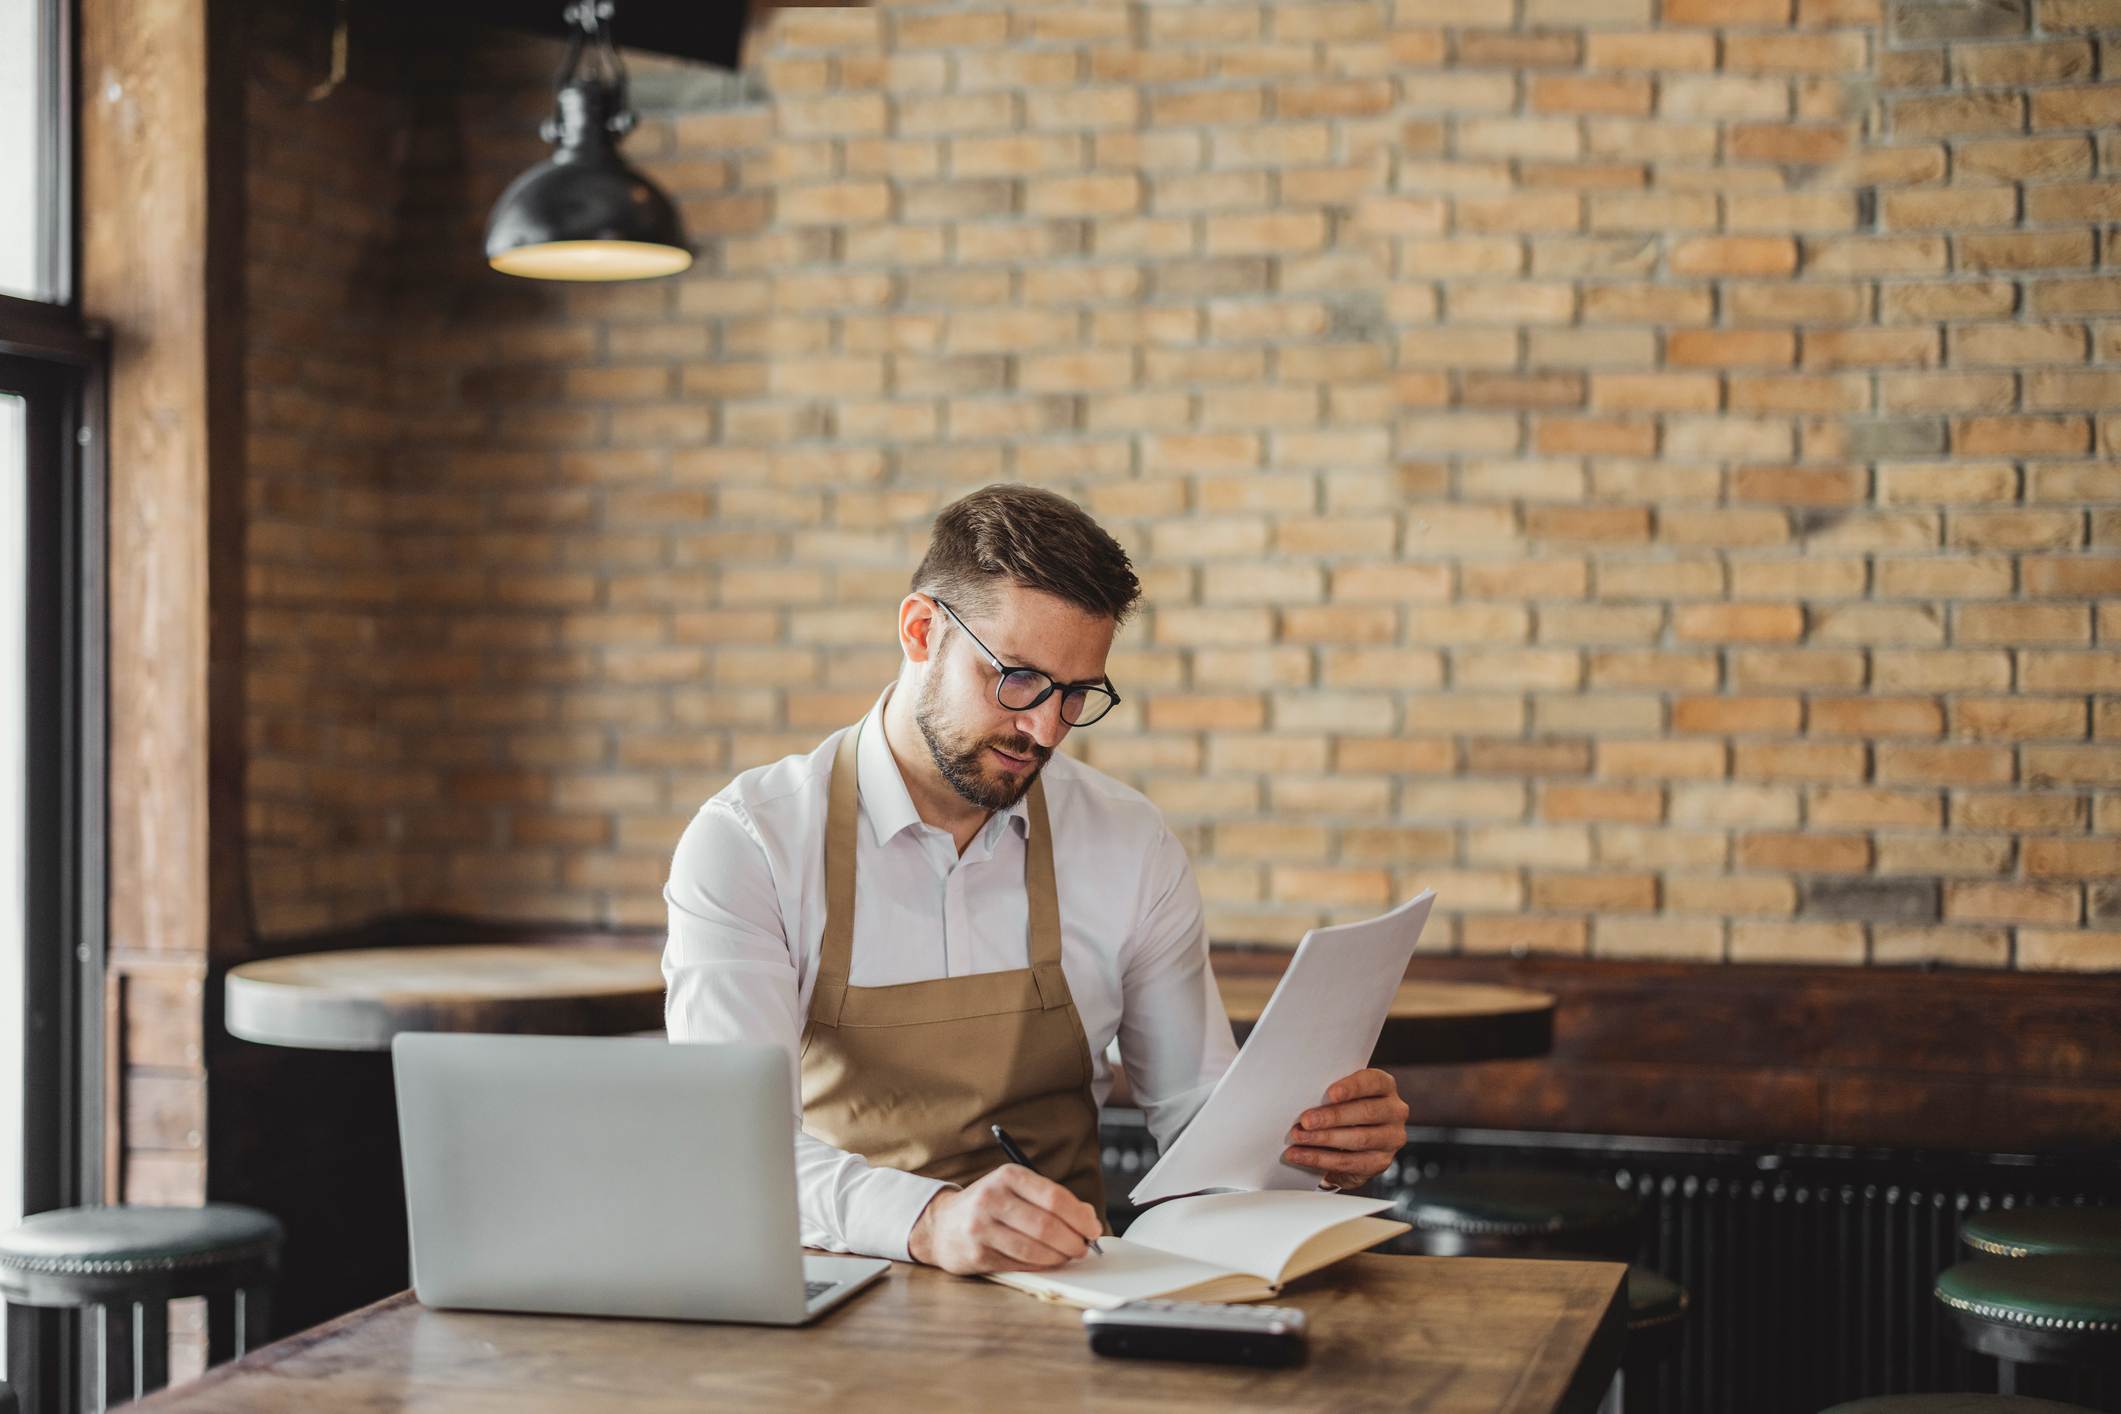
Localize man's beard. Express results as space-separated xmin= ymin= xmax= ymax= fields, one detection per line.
xmin=915 ymin=671 xmax=1050 ymax=812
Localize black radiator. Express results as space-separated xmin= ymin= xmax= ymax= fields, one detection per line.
xmin=1098 ymin=1115 xmax=2121 ymax=1413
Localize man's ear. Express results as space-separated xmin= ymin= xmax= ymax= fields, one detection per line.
xmin=898 ymin=594 xmax=940 ymax=664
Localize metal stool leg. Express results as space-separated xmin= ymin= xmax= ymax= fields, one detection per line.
xmin=240 ymin=1285 xmax=271 ymax=1356
xmin=136 ymin=1298 xmax=169 ymax=1396
xmin=208 ymin=1285 xmax=273 ymax=1367
xmin=3 ymin=1303 xmax=44 ymax=1414
xmin=98 ymin=1302 xmax=133 ymax=1413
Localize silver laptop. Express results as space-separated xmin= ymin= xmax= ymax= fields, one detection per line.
xmin=391 ymin=1033 xmax=889 ymax=1324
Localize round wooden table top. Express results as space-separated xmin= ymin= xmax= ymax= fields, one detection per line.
xmin=1216 ymin=976 xmax=1556 ymax=1066
xmin=224 ymin=944 xmax=667 ymax=1052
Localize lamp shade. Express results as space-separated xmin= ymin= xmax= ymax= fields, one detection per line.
xmin=485 ymin=82 xmax=691 ymax=282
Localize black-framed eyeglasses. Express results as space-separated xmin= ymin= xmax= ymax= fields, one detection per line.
xmin=931 ymin=598 xmax=1122 ymax=727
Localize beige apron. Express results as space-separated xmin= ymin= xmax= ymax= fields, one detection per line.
xmin=798 ymin=718 xmax=1108 ymax=1221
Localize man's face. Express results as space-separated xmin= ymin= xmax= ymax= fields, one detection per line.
xmin=913 ymin=586 xmax=1117 ymax=812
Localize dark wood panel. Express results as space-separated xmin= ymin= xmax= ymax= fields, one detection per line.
xmin=1373 ymin=954 xmax=2121 ymax=1152
xmin=1374 ymin=954 xmax=2121 ymax=1083
xmin=1404 ymin=1059 xmax=1829 ymax=1144
xmin=1824 ymin=1075 xmax=2121 ymax=1154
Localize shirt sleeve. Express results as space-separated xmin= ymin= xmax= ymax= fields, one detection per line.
xmin=661 ymin=797 xmax=952 ymax=1263
xmin=1114 ymin=827 xmax=1240 ymax=1152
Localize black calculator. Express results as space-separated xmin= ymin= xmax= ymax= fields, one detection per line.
xmin=1082 ymin=1298 xmax=1308 ymax=1368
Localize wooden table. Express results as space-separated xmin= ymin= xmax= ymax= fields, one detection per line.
xmin=223 ymin=944 xmax=1552 ymax=1064
xmin=1219 ymin=977 xmax=1556 ymax=1067
xmin=223 ymin=944 xmax=666 ymax=1050
xmin=134 ymin=1254 xmax=1626 ymax=1413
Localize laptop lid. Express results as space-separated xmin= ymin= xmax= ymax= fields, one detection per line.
xmin=392 ymin=1033 xmax=810 ymax=1324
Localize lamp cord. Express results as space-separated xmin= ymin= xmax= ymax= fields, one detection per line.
xmin=305 ymin=0 xmax=350 ymax=103
xmin=542 ymin=0 xmax=636 ymax=142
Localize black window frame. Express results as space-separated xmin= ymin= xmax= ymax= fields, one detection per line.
xmin=1 ymin=0 xmax=110 ymax=1405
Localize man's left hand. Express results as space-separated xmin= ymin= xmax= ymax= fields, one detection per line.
xmin=1281 ymin=1068 xmax=1409 ymax=1191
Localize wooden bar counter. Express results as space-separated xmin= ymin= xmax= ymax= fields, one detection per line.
xmin=134 ymin=1253 xmax=1625 ymax=1412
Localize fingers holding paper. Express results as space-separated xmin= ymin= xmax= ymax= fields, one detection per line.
xmin=1282 ymin=1067 xmax=1409 ymax=1190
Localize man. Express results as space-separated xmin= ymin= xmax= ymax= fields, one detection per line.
xmin=663 ymin=485 xmax=1408 ymax=1275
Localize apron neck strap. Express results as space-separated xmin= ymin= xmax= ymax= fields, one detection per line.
xmin=818 ymin=713 xmax=1071 ymax=1014
xmin=1024 ymin=778 xmax=1067 ymax=1010
xmin=815 ymin=719 xmax=863 ymax=1023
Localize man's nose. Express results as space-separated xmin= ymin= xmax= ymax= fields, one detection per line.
xmin=1013 ymin=696 xmax=1069 ymax=751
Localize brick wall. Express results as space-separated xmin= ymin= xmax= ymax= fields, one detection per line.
xmin=243 ymin=0 xmax=2121 ymax=970
xmin=245 ymin=5 xmax=419 ymax=945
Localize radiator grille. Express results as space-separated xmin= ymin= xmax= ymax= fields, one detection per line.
xmin=1099 ymin=1116 xmax=2121 ymax=1413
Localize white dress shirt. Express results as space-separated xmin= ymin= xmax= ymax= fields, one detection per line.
xmin=662 ymin=686 xmax=1238 ymax=1262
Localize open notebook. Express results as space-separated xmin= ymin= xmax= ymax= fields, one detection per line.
xmin=987 ymin=1190 xmax=1410 ymax=1309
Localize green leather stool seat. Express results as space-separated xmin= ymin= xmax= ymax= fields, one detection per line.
xmin=1397 ymin=1170 xmax=1641 ymax=1260
xmin=1629 ymin=1265 xmax=1686 ymax=1331
xmin=1963 ymin=1208 xmax=2121 ymax=1261
xmin=0 ymin=1203 xmax=283 ymax=1413
xmin=1819 ymin=1397 xmax=2101 ymax=1413
xmin=1934 ymin=1256 xmax=2121 ymax=1373
xmin=0 ymin=1203 xmax=282 ymax=1289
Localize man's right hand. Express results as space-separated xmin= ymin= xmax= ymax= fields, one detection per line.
xmin=905 ymin=1165 xmax=1103 ymax=1275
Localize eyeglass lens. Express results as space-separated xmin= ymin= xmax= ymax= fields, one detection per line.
xmin=997 ymin=669 xmax=1115 ymax=726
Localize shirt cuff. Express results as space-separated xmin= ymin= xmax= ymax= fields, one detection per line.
xmin=852 ymin=1167 xmax=958 ymax=1264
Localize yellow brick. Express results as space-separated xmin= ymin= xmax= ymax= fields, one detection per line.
xmin=1945 ymin=881 xmax=2080 ymax=925
xmin=1593 ymin=917 xmax=1724 ymax=961
xmin=1731 ymin=921 xmax=1865 ymax=964
xmin=2018 ymin=929 xmax=2121 ymax=971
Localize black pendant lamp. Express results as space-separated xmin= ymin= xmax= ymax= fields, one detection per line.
xmin=484 ymin=0 xmax=692 ymax=281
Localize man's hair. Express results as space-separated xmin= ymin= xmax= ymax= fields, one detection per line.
xmin=912 ymin=483 xmax=1141 ymax=625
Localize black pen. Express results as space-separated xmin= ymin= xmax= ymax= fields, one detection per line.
xmin=991 ymin=1123 xmax=1104 ymax=1256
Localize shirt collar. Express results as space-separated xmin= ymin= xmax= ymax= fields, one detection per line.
xmin=856 ymin=684 xmax=1032 ymax=850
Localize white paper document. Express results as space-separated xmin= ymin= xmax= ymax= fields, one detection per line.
xmin=1128 ymin=891 xmax=1436 ymax=1204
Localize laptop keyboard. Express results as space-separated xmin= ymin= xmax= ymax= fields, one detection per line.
xmin=804 ymin=1279 xmax=837 ymax=1301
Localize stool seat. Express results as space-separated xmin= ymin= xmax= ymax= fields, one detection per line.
xmin=0 ymin=1204 xmax=282 ymax=1282
xmin=1820 ymin=1397 xmax=2101 ymax=1413
xmin=1628 ymin=1265 xmax=1687 ymax=1332
xmin=1936 ymin=1256 xmax=2121 ymax=1334
xmin=1935 ymin=1255 xmax=2121 ymax=1373
xmin=1400 ymin=1170 xmax=1639 ymax=1253
xmin=1963 ymin=1207 xmax=2121 ymax=1261
xmin=0 ymin=1204 xmax=283 ymax=1413
xmin=1402 ymin=1170 xmax=1639 ymax=1237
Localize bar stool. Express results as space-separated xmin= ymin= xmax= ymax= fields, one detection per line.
xmin=1393 ymin=1168 xmax=1642 ymax=1260
xmin=1392 ymin=1171 xmax=1683 ymax=1413
xmin=1626 ymin=1265 xmax=1687 ymax=1363
xmin=1933 ymin=1256 xmax=2121 ymax=1397
xmin=1820 ymin=1397 xmax=2100 ymax=1412
xmin=0 ymin=1204 xmax=283 ymax=1413
xmin=1963 ymin=1208 xmax=2121 ymax=1261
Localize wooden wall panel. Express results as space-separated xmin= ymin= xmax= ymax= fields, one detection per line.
xmin=1280 ymin=953 xmax=2121 ymax=1154
xmin=80 ymin=0 xmax=247 ymax=1230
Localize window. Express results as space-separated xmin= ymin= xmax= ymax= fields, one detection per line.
xmin=1 ymin=0 xmax=104 ymax=1403
xmin=0 ymin=390 xmax=21 ymax=1247
xmin=0 ymin=0 xmax=67 ymax=303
